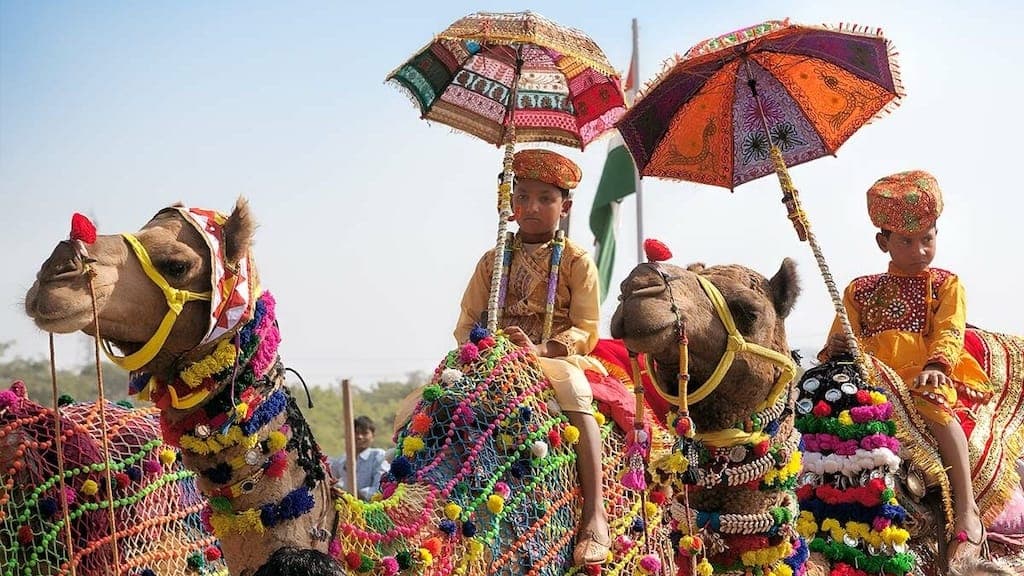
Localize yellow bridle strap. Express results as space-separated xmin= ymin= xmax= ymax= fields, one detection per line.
xmin=644 ymin=275 xmax=796 ymax=413
xmin=686 ymin=276 xmax=795 ymax=407
xmin=101 ymin=233 xmax=212 ymax=371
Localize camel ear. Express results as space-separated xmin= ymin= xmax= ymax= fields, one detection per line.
xmin=223 ymin=197 xmax=256 ymax=265
xmin=686 ymin=262 xmax=706 ymax=273
xmin=769 ymin=258 xmax=800 ymax=319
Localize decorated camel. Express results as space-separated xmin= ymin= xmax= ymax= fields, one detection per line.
xmin=610 ymin=253 xmax=1024 ymax=575
xmin=20 ymin=199 xmax=679 ymax=576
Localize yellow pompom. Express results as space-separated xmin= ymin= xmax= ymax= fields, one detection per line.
xmin=267 ymin=430 xmax=287 ymax=452
xmin=837 ymin=410 xmax=854 ymax=426
xmin=81 ymin=479 xmax=99 ymax=496
xmin=467 ymin=539 xmax=484 ymax=558
xmin=776 ymin=565 xmax=793 ymax=576
xmin=696 ymin=558 xmax=714 ymax=576
xmin=680 ymin=535 xmax=694 ymax=550
xmin=403 ymin=436 xmax=425 ymax=456
xmin=159 ymin=449 xmax=177 ymax=466
xmin=563 ymin=425 xmax=580 ymax=444
xmin=593 ymin=412 xmax=606 ymax=426
xmin=644 ymin=501 xmax=658 ymax=517
xmin=444 ymin=503 xmax=462 ymax=520
xmin=869 ymin=391 xmax=887 ymax=405
xmin=233 ymin=402 xmax=250 ymax=421
xmin=499 ymin=434 xmax=513 ymax=449
xmin=487 ymin=494 xmax=504 ymax=514
xmin=418 ymin=548 xmax=433 ymax=567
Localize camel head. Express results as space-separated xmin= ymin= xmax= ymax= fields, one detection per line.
xmin=24 ymin=199 xmax=257 ymax=378
xmin=611 ymin=258 xmax=800 ymax=430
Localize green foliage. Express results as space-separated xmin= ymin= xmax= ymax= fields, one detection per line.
xmin=0 ymin=340 xmax=131 ymax=405
xmin=0 ymin=340 xmax=428 ymax=460
xmin=295 ymin=372 xmax=427 ymax=459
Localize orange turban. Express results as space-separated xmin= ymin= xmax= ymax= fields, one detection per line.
xmin=866 ymin=170 xmax=944 ymax=234
xmin=512 ymin=149 xmax=582 ymax=191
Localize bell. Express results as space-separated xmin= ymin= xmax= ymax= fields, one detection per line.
xmin=841 ymin=382 xmax=858 ymax=395
xmin=729 ymin=445 xmax=748 ymax=463
xmin=802 ymin=378 xmax=820 ymax=393
xmin=832 ymin=373 xmax=851 ymax=383
xmin=796 ymin=399 xmax=814 ymax=414
xmin=906 ymin=468 xmax=927 ymax=499
xmin=244 ymin=449 xmax=261 ymax=466
xmin=825 ymin=388 xmax=842 ymax=402
xmin=843 ymin=533 xmax=860 ymax=548
xmin=194 ymin=424 xmax=211 ymax=439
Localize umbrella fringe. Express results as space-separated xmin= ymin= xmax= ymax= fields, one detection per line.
xmin=385 ymin=77 xmax=431 ymax=118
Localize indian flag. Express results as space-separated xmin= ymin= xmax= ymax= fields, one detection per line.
xmin=589 ymin=25 xmax=640 ymax=302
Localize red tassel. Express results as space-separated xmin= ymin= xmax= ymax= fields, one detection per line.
xmin=70 ymin=213 xmax=97 ymax=244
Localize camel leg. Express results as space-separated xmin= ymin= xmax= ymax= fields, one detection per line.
xmin=928 ymin=418 xmax=984 ymax=562
xmin=1017 ymin=458 xmax=1024 ymax=492
xmin=566 ymin=411 xmax=610 ymax=565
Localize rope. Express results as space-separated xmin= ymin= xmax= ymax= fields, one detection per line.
xmin=86 ymin=270 xmax=121 ymax=574
xmin=48 ymin=334 xmax=77 ymax=576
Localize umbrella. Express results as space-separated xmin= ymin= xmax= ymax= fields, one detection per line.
xmin=616 ymin=17 xmax=903 ymax=365
xmin=387 ymin=11 xmax=626 ymax=330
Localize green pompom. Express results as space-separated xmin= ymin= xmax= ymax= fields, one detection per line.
xmin=422 ymin=385 xmax=443 ymax=401
xmin=58 ymin=394 xmax=75 ymax=406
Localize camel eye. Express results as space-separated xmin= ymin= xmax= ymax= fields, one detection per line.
xmin=159 ymin=260 xmax=190 ymax=279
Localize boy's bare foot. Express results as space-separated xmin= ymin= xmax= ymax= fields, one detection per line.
xmin=948 ymin=506 xmax=986 ymax=564
xmin=573 ymin=516 xmax=611 ymax=566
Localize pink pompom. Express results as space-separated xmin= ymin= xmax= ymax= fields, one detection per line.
xmin=144 ymin=458 xmax=162 ymax=475
xmin=459 ymin=343 xmax=480 ymax=364
xmin=493 ymin=482 xmax=511 ymax=498
xmin=639 ymin=554 xmax=661 ymax=573
xmin=381 ymin=557 xmax=399 ymax=576
xmin=328 ymin=539 xmax=342 ymax=558
xmin=0 ymin=390 xmax=19 ymax=411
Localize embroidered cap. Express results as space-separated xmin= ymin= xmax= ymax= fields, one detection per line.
xmin=866 ymin=170 xmax=944 ymax=234
xmin=174 ymin=206 xmax=258 ymax=346
xmin=512 ymin=149 xmax=582 ymax=191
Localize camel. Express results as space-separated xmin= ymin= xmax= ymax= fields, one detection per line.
xmin=611 ymin=256 xmax=818 ymax=575
xmin=22 ymin=199 xmax=674 ymax=576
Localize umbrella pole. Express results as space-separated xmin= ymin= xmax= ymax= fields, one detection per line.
xmin=767 ymin=148 xmax=871 ymax=381
xmin=486 ymin=45 xmax=523 ymax=333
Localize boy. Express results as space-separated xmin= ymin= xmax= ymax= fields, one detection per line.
xmin=330 ymin=416 xmax=389 ymax=501
xmin=454 ymin=149 xmax=610 ymax=566
xmin=821 ymin=170 xmax=992 ymax=563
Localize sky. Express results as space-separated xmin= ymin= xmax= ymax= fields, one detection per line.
xmin=1 ymin=0 xmax=1021 ymax=388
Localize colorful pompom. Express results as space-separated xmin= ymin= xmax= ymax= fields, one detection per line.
xmin=390 ymin=456 xmax=413 ymax=480
xmin=531 ymin=440 xmax=549 ymax=458
xmin=204 ymin=546 xmax=222 ymax=561
xmin=643 ymin=238 xmax=673 ymax=262
xmin=487 ymin=494 xmax=505 ymax=514
xmin=402 ymin=436 xmax=425 ymax=456
xmin=440 ymin=368 xmax=463 ymax=385
xmin=380 ymin=556 xmax=399 ymax=576
xmin=410 ymin=413 xmax=432 ymax=434
xmin=444 ymin=503 xmax=462 ymax=520
xmin=70 ymin=212 xmax=97 ymax=244
xmin=418 ymin=548 xmax=433 ymax=567
xmin=459 ymin=342 xmax=480 ymax=364
xmin=593 ymin=411 xmax=606 ymax=426
xmin=81 ymin=479 xmax=99 ymax=496
xmin=159 ymin=449 xmax=177 ymax=466
xmin=563 ymin=425 xmax=580 ymax=444
xmin=468 ymin=326 xmax=489 ymax=344
xmin=267 ymin=430 xmax=287 ymax=452
xmin=422 ymin=385 xmax=443 ymax=401
xmin=493 ymin=481 xmax=511 ymax=498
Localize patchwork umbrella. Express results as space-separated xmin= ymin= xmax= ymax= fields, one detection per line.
xmin=388 ymin=11 xmax=626 ymax=330
xmin=616 ymin=18 xmax=903 ymax=364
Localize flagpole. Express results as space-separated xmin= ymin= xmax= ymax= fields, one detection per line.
xmin=630 ymin=18 xmax=645 ymax=265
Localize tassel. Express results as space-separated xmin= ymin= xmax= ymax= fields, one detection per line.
xmin=621 ymin=468 xmax=647 ymax=491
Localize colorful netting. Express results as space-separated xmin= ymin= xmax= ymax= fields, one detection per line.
xmin=331 ymin=330 xmax=672 ymax=575
xmin=0 ymin=380 xmax=227 ymax=576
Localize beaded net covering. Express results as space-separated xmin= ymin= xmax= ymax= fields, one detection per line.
xmin=332 ymin=331 xmax=673 ymax=575
xmin=0 ymin=381 xmax=227 ymax=576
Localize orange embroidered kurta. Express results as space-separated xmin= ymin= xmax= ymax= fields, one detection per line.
xmin=822 ymin=264 xmax=990 ymax=423
xmin=455 ymin=235 xmax=603 ymax=414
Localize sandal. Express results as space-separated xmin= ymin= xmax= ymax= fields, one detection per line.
xmin=949 ymin=526 xmax=990 ymax=563
xmin=573 ymin=529 xmax=611 ymax=566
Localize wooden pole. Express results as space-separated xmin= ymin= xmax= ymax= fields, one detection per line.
xmin=341 ymin=379 xmax=358 ymax=497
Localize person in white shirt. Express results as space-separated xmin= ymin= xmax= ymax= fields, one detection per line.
xmin=330 ymin=415 xmax=389 ymax=501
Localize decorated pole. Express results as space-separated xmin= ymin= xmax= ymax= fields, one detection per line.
xmin=341 ymin=379 xmax=358 ymax=497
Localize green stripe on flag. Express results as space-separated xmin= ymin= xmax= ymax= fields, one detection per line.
xmin=589 ymin=136 xmax=638 ymax=302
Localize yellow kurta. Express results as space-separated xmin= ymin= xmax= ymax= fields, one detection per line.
xmin=822 ymin=264 xmax=991 ymax=423
xmin=455 ymin=235 xmax=604 ymax=413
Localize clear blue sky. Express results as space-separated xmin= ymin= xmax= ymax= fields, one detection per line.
xmin=2 ymin=0 xmax=1021 ymax=386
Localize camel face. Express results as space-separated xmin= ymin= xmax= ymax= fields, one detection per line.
xmin=611 ymin=258 xmax=799 ymax=429
xmin=24 ymin=200 xmax=254 ymax=374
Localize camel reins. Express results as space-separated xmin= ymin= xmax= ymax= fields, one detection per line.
xmin=629 ymin=264 xmax=796 ymax=441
